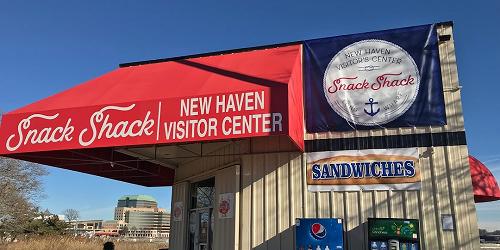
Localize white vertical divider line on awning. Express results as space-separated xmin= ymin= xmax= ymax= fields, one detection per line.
xmin=156 ymin=101 xmax=162 ymax=141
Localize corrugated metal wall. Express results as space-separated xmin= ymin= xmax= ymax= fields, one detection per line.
xmin=214 ymin=165 xmax=240 ymax=250
xmin=169 ymin=23 xmax=480 ymax=250
xmin=237 ymin=146 xmax=478 ymax=250
xmin=240 ymin=152 xmax=301 ymax=250
xmin=170 ymin=181 xmax=189 ymax=250
xmin=170 ymin=136 xmax=300 ymax=249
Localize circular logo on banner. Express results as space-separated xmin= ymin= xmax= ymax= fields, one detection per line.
xmin=323 ymin=39 xmax=420 ymax=126
xmin=310 ymin=223 xmax=327 ymax=239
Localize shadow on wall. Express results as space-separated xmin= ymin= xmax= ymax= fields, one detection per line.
xmin=253 ymin=226 xmax=295 ymax=250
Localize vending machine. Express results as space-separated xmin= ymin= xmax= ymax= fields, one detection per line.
xmin=295 ymin=218 xmax=344 ymax=250
xmin=367 ymin=218 xmax=420 ymax=250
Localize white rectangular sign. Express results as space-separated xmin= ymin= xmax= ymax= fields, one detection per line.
xmin=307 ymin=148 xmax=421 ymax=191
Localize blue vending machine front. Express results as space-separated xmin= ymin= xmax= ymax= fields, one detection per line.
xmin=295 ymin=218 xmax=344 ymax=250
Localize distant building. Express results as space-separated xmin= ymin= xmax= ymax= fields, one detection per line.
xmin=69 ymin=220 xmax=103 ymax=236
xmin=114 ymin=195 xmax=170 ymax=239
xmin=66 ymin=195 xmax=170 ymax=239
xmin=95 ymin=220 xmax=125 ymax=237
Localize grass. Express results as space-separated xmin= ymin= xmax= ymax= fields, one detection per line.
xmin=0 ymin=236 xmax=168 ymax=250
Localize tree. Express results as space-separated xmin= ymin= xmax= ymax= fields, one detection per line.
xmin=0 ymin=157 xmax=48 ymax=242
xmin=62 ymin=208 xmax=79 ymax=235
xmin=23 ymin=210 xmax=69 ymax=236
xmin=62 ymin=209 xmax=80 ymax=223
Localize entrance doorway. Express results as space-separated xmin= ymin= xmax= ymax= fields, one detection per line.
xmin=189 ymin=178 xmax=215 ymax=250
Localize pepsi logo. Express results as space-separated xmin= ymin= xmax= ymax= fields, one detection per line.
xmin=310 ymin=223 xmax=327 ymax=239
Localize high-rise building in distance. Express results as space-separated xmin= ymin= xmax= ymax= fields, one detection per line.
xmin=114 ymin=195 xmax=170 ymax=238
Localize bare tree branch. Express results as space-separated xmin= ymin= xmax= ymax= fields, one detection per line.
xmin=0 ymin=157 xmax=48 ymax=242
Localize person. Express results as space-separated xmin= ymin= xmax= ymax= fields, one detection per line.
xmin=103 ymin=241 xmax=115 ymax=250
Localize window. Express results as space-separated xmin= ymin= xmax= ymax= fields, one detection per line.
xmin=190 ymin=178 xmax=215 ymax=209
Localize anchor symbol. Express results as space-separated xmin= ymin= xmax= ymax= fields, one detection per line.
xmin=364 ymin=98 xmax=380 ymax=116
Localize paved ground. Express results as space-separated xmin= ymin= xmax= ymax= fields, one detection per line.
xmin=482 ymin=243 xmax=500 ymax=249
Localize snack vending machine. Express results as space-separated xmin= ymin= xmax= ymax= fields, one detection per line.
xmin=368 ymin=218 xmax=420 ymax=250
xmin=295 ymin=218 xmax=344 ymax=250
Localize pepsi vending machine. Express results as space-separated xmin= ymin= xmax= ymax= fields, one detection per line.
xmin=368 ymin=218 xmax=420 ymax=250
xmin=295 ymin=218 xmax=344 ymax=250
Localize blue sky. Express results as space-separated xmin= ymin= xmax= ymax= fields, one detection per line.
xmin=1 ymin=1 xmax=499 ymax=230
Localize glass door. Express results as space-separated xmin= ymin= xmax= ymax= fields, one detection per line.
xmin=197 ymin=208 xmax=213 ymax=250
xmin=189 ymin=178 xmax=215 ymax=250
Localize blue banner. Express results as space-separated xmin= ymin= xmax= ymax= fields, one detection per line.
xmin=304 ymin=24 xmax=446 ymax=132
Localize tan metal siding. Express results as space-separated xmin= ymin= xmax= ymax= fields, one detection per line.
xmin=240 ymin=155 xmax=252 ymax=250
xmin=236 ymin=148 xmax=477 ymax=250
xmin=171 ymin=148 xmax=479 ymax=249
xmin=213 ymin=165 xmax=240 ymax=250
xmin=251 ymin=154 xmax=265 ymax=247
xmin=264 ymin=153 xmax=277 ymax=243
xmin=169 ymin=182 xmax=189 ymax=250
xmin=240 ymin=152 xmax=303 ymax=250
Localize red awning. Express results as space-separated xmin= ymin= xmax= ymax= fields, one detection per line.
xmin=0 ymin=44 xmax=304 ymax=186
xmin=469 ymin=155 xmax=500 ymax=203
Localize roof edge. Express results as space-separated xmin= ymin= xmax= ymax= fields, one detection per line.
xmin=119 ymin=41 xmax=302 ymax=68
